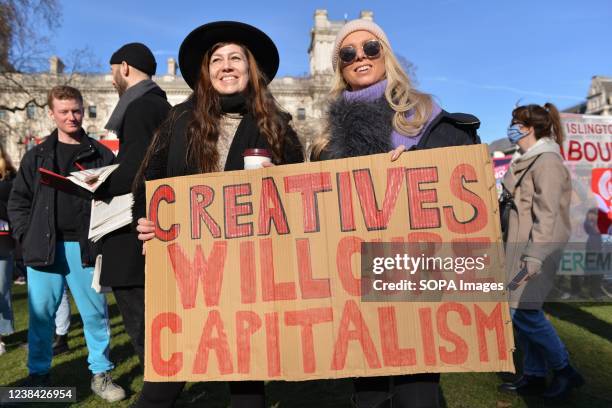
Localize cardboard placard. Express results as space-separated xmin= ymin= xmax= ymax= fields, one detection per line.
xmin=144 ymin=144 xmax=515 ymax=381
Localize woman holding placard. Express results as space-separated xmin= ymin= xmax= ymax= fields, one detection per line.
xmin=133 ymin=21 xmax=303 ymax=408
xmin=0 ymin=144 xmax=16 ymax=356
xmin=311 ymin=18 xmax=482 ymax=408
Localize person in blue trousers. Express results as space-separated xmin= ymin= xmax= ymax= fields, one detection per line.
xmin=52 ymin=286 xmax=71 ymax=355
xmin=8 ymin=85 xmax=125 ymax=402
xmin=499 ymin=103 xmax=584 ymax=399
xmin=0 ymin=143 xmax=16 ymax=355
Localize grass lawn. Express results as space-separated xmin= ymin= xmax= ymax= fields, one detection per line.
xmin=1 ymin=284 xmax=611 ymax=407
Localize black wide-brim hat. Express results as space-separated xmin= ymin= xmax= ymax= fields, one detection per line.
xmin=178 ymin=21 xmax=279 ymax=90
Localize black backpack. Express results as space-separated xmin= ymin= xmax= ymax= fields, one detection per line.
xmin=499 ymin=156 xmax=539 ymax=242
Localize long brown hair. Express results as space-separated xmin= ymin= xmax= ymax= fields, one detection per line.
xmin=511 ymin=103 xmax=564 ymax=146
xmin=0 ymin=144 xmax=16 ymax=180
xmin=186 ymin=42 xmax=287 ymax=173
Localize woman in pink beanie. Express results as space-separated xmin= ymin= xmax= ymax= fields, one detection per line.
xmin=312 ymin=18 xmax=481 ymax=408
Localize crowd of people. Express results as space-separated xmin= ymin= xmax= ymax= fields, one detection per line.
xmin=0 ymin=18 xmax=588 ymax=407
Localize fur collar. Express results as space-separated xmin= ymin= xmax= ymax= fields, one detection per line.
xmin=326 ymin=96 xmax=394 ymax=159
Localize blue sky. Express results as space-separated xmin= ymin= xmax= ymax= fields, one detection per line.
xmin=51 ymin=0 xmax=611 ymax=142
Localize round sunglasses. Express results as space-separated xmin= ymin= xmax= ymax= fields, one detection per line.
xmin=338 ymin=39 xmax=382 ymax=64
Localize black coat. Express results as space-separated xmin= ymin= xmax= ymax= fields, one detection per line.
xmin=133 ymin=99 xmax=305 ymax=222
xmin=8 ymin=130 xmax=115 ymax=267
xmin=414 ymin=110 xmax=481 ymax=149
xmin=317 ymin=97 xmax=480 ymax=160
xmin=164 ymin=99 xmax=304 ymax=177
xmin=95 ymin=85 xmax=171 ymax=287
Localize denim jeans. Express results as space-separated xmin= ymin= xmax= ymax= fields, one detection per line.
xmin=0 ymin=254 xmax=14 ymax=336
xmin=54 ymin=286 xmax=71 ymax=336
xmin=511 ymin=308 xmax=569 ymax=376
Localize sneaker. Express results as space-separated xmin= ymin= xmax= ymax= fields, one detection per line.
xmin=52 ymin=334 xmax=69 ymax=356
xmin=91 ymin=372 xmax=126 ymax=402
xmin=0 ymin=342 xmax=5 ymax=356
xmin=558 ymin=292 xmax=572 ymax=300
xmin=600 ymin=281 xmax=612 ymax=299
xmin=13 ymin=276 xmax=26 ymax=285
xmin=21 ymin=373 xmax=51 ymax=387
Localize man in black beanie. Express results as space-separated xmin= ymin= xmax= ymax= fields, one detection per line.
xmin=108 ymin=43 xmax=158 ymax=96
xmin=93 ymin=42 xmax=170 ymax=375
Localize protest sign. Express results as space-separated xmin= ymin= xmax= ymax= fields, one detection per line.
xmin=144 ymin=144 xmax=515 ymax=381
xmin=559 ymin=114 xmax=612 ymax=276
xmin=490 ymin=115 xmax=611 ymax=277
xmin=493 ymin=156 xmax=512 ymax=198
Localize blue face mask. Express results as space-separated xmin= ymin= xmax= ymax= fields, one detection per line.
xmin=507 ymin=124 xmax=529 ymax=144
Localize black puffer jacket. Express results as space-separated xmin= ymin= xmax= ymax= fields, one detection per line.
xmin=8 ymin=130 xmax=115 ymax=267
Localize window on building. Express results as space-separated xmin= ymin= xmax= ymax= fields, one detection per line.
xmin=88 ymin=105 xmax=97 ymax=118
xmin=297 ymin=107 xmax=306 ymax=120
xmin=26 ymin=103 xmax=36 ymax=119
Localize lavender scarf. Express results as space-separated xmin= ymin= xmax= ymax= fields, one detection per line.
xmin=342 ymin=79 xmax=441 ymax=149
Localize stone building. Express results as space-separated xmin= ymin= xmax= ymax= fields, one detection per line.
xmin=0 ymin=9 xmax=374 ymax=165
xmin=560 ymin=76 xmax=612 ymax=117
xmin=585 ymin=76 xmax=612 ymax=116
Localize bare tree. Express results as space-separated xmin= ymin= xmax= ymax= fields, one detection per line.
xmin=0 ymin=48 xmax=100 ymax=158
xmin=0 ymin=48 xmax=100 ymax=112
xmin=0 ymin=1 xmax=103 ymax=161
xmin=0 ymin=0 xmax=60 ymax=73
xmin=0 ymin=0 xmax=61 ymax=147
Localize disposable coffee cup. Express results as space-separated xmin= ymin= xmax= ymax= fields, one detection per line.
xmin=243 ymin=148 xmax=272 ymax=169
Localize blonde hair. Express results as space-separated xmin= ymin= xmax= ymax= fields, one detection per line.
xmin=312 ymin=36 xmax=433 ymax=159
xmin=0 ymin=144 xmax=16 ymax=180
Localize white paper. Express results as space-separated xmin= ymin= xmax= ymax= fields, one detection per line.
xmin=91 ymin=255 xmax=111 ymax=293
xmin=88 ymin=193 xmax=134 ymax=242
xmin=67 ymin=164 xmax=120 ymax=192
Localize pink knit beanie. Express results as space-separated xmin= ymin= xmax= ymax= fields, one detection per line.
xmin=332 ymin=19 xmax=390 ymax=71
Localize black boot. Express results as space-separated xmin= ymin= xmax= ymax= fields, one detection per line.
xmin=498 ymin=375 xmax=546 ymax=395
xmin=542 ymin=365 xmax=585 ymax=399
xmin=52 ymin=334 xmax=69 ymax=356
xmin=350 ymin=392 xmax=392 ymax=408
xmin=21 ymin=373 xmax=51 ymax=387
